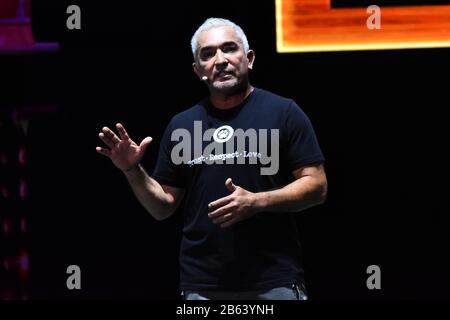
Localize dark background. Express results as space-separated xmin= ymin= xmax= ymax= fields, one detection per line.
xmin=1 ymin=0 xmax=448 ymax=299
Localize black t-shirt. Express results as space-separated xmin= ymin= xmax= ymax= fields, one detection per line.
xmin=152 ymin=88 xmax=324 ymax=291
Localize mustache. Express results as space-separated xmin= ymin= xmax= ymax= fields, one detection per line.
xmin=214 ymin=70 xmax=235 ymax=78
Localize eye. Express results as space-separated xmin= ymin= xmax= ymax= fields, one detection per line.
xmin=200 ymin=49 xmax=215 ymax=61
xmin=222 ymin=43 xmax=238 ymax=53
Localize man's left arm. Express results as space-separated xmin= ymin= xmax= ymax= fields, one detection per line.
xmin=208 ymin=163 xmax=327 ymax=228
xmin=255 ymin=162 xmax=327 ymax=213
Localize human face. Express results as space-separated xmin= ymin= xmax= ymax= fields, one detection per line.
xmin=194 ymin=26 xmax=254 ymax=95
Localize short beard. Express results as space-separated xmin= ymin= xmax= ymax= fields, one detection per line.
xmin=211 ymin=76 xmax=248 ymax=97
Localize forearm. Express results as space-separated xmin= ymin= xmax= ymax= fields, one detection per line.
xmin=123 ymin=164 xmax=174 ymax=220
xmin=254 ymin=176 xmax=327 ymax=213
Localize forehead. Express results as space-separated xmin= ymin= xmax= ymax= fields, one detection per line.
xmin=197 ymin=26 xmax=242 ymax=49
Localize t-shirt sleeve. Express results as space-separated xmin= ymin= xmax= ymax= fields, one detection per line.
xmin=151 ymin=119 xmax=186 ymax=188
xmin=283 ymin=100 xmax=325 ymax=171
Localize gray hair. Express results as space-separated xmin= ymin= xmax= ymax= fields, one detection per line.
xmin=191 ymin=18 xmax=249 ymax=60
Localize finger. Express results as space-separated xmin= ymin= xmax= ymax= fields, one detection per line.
xmin=221 ymin=217 xmax=238 ymax=228
xmin=96 ymin=146 xmax=111 ymax=157
xmin=99 ymin=132 xmax=115 ymax=149
xmin=139 ymin=137 xmax=153 ymax=152
xmin=99 ymin=128 xmax=117 ymax=147
xmin=209 ymin=201 xmax=236 ymax=219
xmin=102 ymin=127 xmax=121 ymax=144
xmin=213 ymin=212 xmax=233 ymax=225
xmin=208 ymin=195 xmax=233 ymax=211
xmin=225 ymin=178 xmax=237 ymax=192
xmin=116 ymin=123 xmax=130 ymax=141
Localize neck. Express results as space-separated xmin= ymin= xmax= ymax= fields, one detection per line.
xmin=209 ymin=83 xmax=254 ymax=110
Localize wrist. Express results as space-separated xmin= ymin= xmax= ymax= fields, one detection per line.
xmin=123 ymin=164 xmax=141 ymax=175
xmin=252 ymin=192 xmax=268 ymax=213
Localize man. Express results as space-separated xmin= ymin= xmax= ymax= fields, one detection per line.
xmin=96 ymin=18 xmax=327 ymax=300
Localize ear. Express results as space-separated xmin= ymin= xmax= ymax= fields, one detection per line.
xmin=247 ymin=49 xmax=255 ymax=70
xmin=192 ymin=62 xmax=201 ymax=79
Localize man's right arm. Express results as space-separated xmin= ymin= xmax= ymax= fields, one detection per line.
xmin=96 ymin=123 xmax=184 ymax=221
xmin=124 ymin=164 xmax=185 ymax=221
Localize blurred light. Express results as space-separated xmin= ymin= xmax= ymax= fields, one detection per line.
xmin=2 ymin=218 xmax=11 ymax=236
xmin=19 ymin=179 xmax=27 ymax=199
xmin=3 ymin=257 xmax=11 ymax=271
xmin=1 ymin=185 xmax=9 ymax=199
xmin=19 ymin=251 xmax=29 ymax=271
xmin=1 ymin=290 xmax=15 ymax=300
xmin=18 ymin=145 xmax=27 ymax=166
xmin=20 ymin=216 xmax=27 ymax=233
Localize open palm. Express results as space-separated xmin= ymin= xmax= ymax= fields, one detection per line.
xmin=96 ymin=123 xmax=152 ymax=172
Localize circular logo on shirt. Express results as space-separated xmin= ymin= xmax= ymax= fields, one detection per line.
xmin=213 ymin=125 xmax=234 ymax=143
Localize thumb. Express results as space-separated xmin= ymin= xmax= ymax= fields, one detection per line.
xmin=139 ymin=137 xmax=153 ymax=151
xmin=225 ymin=178 xmax=237 ymax=192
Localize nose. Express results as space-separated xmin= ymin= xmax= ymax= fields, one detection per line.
xmin=214 ymin=49 xmax=228 ymax=67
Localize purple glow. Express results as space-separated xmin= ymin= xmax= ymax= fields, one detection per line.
xmin=19 ymin=251 xmax=29 ymax=271
xmin=19 ymin=179 xmax=27 ymax=199
xmin=18 ymin=145 xmax=26 ymax=166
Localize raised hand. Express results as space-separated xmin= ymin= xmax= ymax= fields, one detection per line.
xmin=96 ymin=123 xmax=153 ymax=172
